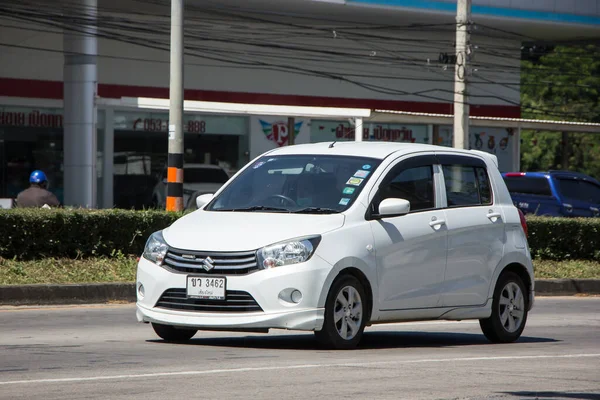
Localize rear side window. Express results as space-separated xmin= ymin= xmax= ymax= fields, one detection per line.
xmin=504 ymin=176 xmax=552 ymax=196
xmin=443 ymin=165 xmax=492 ymax=207
xmin=557 ymin=179 xmax=600 ymax=204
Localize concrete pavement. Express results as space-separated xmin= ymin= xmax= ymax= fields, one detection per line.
xmin=0 ymin=297 xmax=598 ymax=399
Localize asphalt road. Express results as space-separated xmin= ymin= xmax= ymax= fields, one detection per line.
xmin=0 ymin=297 xmax=598 ymax=400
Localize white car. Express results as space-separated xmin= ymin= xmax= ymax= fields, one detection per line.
xmin=137 ymin=142 xmax=534 ymax=349
xmin=152 ymin=163 xmax=230 ymax=210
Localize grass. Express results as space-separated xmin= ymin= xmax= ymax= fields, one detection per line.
xmin=533 ymin=259 xmax=600 ymax=280
xmin=0 ymin=256 xmax=137 ymax=285
xmin=0 ymin=257 xmax=599 ymax=285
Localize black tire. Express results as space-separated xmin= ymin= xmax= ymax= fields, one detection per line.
xmin=151 ymin=323 xmax=197 ymax=342
xmin=480 ymin=272 xmax=528 ymax=343
xmin=315 ymin=275 xmax=367 ymax=350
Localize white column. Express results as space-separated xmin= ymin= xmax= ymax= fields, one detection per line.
xmin=355 ymin=117 xmax=363 ymax=142
xmin=63 ymin=0 xmax=98 ymax=208
xmin=513 ymin=126 xmax=521 ymax=172
xmin=102 ymin=108 xmax=114 ymax=208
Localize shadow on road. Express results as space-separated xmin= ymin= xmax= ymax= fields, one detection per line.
xmin=500 ymin=391 xmax=600 ymax=400
xmin=147 ymin=331 xmax=558 ymax=351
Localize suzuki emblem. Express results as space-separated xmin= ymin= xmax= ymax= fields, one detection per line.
xmin=202 ymin=256 xmax=215 ymax=271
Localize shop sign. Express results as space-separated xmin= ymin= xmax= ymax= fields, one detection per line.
xmin=311 ymin=120 xmax=429 ymax=143
xmin=258 ymin=119 xmax=303 ymax=147
xmin=0 ymin=108 xmax=63 ymax=128
xmin=114 ymin=111 xmax=247 ymax=135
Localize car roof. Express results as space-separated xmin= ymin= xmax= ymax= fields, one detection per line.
xmin=265 ymin=141 xmax=485 ymax=160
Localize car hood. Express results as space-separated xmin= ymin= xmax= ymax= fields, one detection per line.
xmin=163 ymin=211 xmax=345 ymax=251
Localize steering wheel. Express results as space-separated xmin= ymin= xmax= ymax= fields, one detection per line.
xmin=264 ymin=194 xmax=297 ymax=207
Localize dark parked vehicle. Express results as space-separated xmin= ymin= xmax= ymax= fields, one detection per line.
xmin=502 ymin=171 xmax=600 ymax=217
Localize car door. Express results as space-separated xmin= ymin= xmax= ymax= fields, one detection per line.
xmin=368 ymin=154 xmax=448 ymax=310
xmin=555 ymin=177 xmax=600 ymax=218
xmin=437 ymin=154 xmax=506 ymax=307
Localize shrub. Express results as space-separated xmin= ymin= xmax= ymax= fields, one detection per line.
xmin=0 ymin=209 xmax=598 ymax=261
xmin=0 ymin=208 xmax=180 ymax=260
xmin=526 ymin=216 xmax=600 ymax=261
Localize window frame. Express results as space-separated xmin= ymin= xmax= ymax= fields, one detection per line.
xmin=366 ymin=154 xmax=439 ymax=220
xmin=436 ymin=154 xmax=494 ymax=209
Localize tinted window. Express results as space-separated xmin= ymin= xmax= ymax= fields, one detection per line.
xmin=557 ymin=179 xmax=600 ymax=204
xmin=185 ymin=168 xmax=229 ymax=184
xmin=504 ymin=176 xmax=552 ymax=196
xmin=475 ymin=167 xmax=492 ymax=205
xmin=379 ymin=165 xmax=435 ymax=212
xmin=443 ymin=165 xmax=480 ymax=207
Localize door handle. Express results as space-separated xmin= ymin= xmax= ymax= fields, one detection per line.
xmin=487 ymin=212 xmax=502 ymax=220
xmin=429 ymin=219 xmax=446 ymax=228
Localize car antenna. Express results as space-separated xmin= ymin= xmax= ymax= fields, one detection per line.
xmin=329 ymin=141 xmax=336 ymax=148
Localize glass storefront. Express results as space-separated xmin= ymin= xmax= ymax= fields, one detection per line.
xmin=112 ymin=111 xmax=249 ymax=209
xmin=0 ymin=107 xmax=64 ymax=202
xmin=0 ymin=106 xmax=250 ymax=209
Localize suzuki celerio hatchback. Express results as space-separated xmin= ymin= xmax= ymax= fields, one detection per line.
xmin=136 ymin=142 xmax=534 ymax=349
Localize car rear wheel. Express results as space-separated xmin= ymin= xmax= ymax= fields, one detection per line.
xmin=315 ymin=275 xmax=366 ymax=350
xmin=151 ymin=323 xmax=197 ymax=342
xmin=479 ymin=272 xmax=528 ymax=343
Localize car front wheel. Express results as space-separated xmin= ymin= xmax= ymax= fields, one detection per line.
xmin=151 ymin=323 xmax=197 ymax=342
xmin=480 ymin=271 xmax=528 ymax=343
xmin=315 ymin=275 xmax=367 ymax=350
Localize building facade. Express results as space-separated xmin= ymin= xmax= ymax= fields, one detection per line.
xmin=0 ymin=0 xmax=598 ymax=208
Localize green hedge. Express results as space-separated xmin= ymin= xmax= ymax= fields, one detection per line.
xmin=526 ymin=216 xmax=600 ymax=261
xmin=0 ymin=210 xmax=598 ymax=261
xmin=0 ymin=209 xmax=180 ymax=260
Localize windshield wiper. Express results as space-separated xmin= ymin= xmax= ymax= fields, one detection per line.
xmin=216 ymin=206 xmax=291 ymax=213
xmin=292 ymin=207 xmax=341 ymax=214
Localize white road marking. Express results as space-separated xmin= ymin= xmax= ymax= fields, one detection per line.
xmin=1 ymin=353 xmax=599 ymax=386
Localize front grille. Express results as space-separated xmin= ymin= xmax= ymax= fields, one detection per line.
xmin=155 ymin=288 xmax=263 ymax=313
xmin=163 ymin=249 xmax=259 ymax=275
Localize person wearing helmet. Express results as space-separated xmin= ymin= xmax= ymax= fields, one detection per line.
xmin=15 ymin=170 xmax=60 ymax=208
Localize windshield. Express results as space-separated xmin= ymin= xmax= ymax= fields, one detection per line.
xmin=207 ymin=155 xmax=381 ymax=213
xmin=185 ymin=168 xmax=229 ymax=184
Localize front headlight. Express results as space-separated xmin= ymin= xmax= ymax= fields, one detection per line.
xmin=142 ymin=231 xmax=168 ymax=265
xmin=257 ymin=236 xmax=321 ymax=269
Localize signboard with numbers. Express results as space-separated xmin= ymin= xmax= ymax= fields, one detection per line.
xmin=114 ymin=111 xmax=247 ymax=135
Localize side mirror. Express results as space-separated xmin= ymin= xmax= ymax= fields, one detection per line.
xmin=377 ymin=198 xmax=410 ymax=218
xmin=196 ymin=193 xmax=214 ymax=209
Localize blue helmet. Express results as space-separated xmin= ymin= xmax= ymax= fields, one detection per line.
xmin=29 ymin=170 xmax=48 ymax=184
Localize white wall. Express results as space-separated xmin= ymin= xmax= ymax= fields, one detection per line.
xmin=0 ymin=14 xmax=521 ymax=107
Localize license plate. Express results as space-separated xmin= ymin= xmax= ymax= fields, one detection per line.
xmin=186 ymin=276 xmax=226 ymax=300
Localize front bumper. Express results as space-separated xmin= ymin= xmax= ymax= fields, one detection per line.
xmin=135 ymin=256 xmax=331 ymax=331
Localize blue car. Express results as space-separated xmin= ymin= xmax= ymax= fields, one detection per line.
xmin=502 ymin=171 xmax=600 ymax=217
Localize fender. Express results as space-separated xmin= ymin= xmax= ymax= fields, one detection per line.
xmin=486 ymin=250 xmax=535 ymax=302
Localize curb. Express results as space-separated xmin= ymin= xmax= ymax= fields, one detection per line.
xmin=1 ymin=279 xmax=599 ymax=306
xmin=0 ymin=283 xmax=136 ymax=306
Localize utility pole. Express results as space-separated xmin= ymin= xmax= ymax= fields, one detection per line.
xmin=167 ymin=0 xmax=184 ymax=211
xmin=453 ymin=0 xmax=471 ymax=149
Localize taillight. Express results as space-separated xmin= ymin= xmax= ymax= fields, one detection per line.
xmin=518 ymin=209 xmax=528 ymax=237
xmin=505 ymin=172 xmax=526 ymax=177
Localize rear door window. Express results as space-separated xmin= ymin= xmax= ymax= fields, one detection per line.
xmin=504 ymin=177 xmax=552 ymax=196
xmin=557 ymin=179 xmax=600 ymax=204
xmin=442 ymin=165 xmax=480 ymax=207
